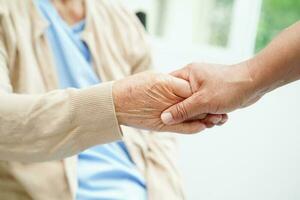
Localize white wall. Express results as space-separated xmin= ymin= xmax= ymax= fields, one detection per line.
xmin=152 ymin=41 xmax=300 ymax=200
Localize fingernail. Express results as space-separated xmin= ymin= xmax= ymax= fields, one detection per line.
xmin=211 ymin=116 xmax=221 ymax=124
xmin=220 ymin=117 xmax=227 ymax=124
xmin=161 ymin=112 xmax=174 ymax=125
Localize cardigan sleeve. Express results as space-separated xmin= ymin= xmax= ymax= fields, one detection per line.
xmin=0 ymin=17 xmax=122 ymax=162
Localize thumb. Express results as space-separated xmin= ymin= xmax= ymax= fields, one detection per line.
xmin=169 ymin=76 xmax=192 ymax=98
xmin=161 ymin=94 xmax=208 ymax=125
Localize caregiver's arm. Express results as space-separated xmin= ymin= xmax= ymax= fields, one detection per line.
xmin=161 ymin=21 xmax=300 ymax=124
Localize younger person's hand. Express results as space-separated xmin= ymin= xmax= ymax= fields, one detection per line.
xmin=161 ymin=63 xmax=258 ymax=125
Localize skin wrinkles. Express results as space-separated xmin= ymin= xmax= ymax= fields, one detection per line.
xmin=113 ymin=72 xmax=213 ymax=134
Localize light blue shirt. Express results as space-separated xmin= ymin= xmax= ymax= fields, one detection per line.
xmin=36 ymin=1 xmax=147 ymax=199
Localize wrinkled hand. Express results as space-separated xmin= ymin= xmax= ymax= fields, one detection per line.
xmin=161 ymin=63 xmax=260 ymax=125
xmin=113 ymin=71 xmax=227 ymax=134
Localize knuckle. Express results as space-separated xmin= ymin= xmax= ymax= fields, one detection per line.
xmin=186 ymin=62 xmax=198 ymax=70
xmin=153 ymin=73 xmax=169 ymax=85
xmin=187 ymin=62 xmax=209 ymax=70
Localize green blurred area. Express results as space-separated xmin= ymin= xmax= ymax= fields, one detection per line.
xmin=255 ymin=0 xmax=300 ymax=52
xmin=209 ymin=0 xmax=234 ymax=47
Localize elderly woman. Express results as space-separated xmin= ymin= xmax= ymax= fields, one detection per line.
xmin=0 ymin=0 xmax=226 ymax=199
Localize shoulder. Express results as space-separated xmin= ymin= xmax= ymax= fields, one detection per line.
xmin=92 ymin=0 xmax=137 ymax=21
xmin=0 ymin=0 xmax=33 ymax=17
xmin=91 ymin=0 xmax=145 ymax=36
xmin=94 ymin=0 xmax=129 ymax=10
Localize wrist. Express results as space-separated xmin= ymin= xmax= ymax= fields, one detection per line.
xmin=112 ymin=80 xmax=127 ymax=126
xmin=229 ymin=61 xmax=263 ymax=108
xmin=244 ymin=57 xmax=276 ymax=97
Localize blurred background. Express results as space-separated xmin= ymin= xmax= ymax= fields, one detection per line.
xmin=127 ymin=0 xmax=300 ymax=199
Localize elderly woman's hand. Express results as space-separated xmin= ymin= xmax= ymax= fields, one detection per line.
xmin=113 ymin=71 xmax=227 ymax=134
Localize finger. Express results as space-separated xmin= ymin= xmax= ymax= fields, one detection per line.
xmin=198 ymin=114 xmax=222 ymax=128
xmin=169 ymin=76 xmax=192 ymax=98
xmin=190 ymin=113 xmax=223 ymax=123
xmin=161 ymin=93 xmax=207 ymax=125
xmin=163 ymin=120 xmax=206 ymax=134
xmin=203 ymin=122 xmax=215 ymax=129
xmin=201 ymin=114 xmax=228 ymax=127
xmin=203 ymin=114 xmax=223 ymax=125
xmin=217 ymin=114 xmax=228 ymax=126
xmin=189 ymin=113 xmax=208 ymax=121
xmin=170 ymin=67 xmax=190 ymax=81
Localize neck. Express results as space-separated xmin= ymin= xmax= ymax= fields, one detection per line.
xmin=51 ymin=0 xmax=85 ymax=25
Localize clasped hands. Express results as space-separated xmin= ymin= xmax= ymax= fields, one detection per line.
xmin=113 ymin=62 xmax=259 ymax=134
